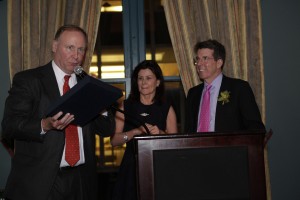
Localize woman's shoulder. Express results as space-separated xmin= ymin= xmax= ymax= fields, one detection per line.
xmin=156 ymin=100 xmax=171 ymax=114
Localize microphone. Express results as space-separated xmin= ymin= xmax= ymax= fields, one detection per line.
xmin=110 ymin=105 xmax=151 ymax=135
xmin=74 ymin=66 xmax=88 ymax=79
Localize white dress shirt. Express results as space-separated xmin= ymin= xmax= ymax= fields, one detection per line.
xmin=52 ymin=60 xmax=85 ymax=167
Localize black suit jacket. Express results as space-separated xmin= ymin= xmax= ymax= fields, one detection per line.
xmin=185 ymin=75 xmax=265 ymax=133
xmin=1 ymin=62 xmax=115 ymax=200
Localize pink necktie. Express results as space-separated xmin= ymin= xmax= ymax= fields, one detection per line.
xmin=63 ymin=75 xmax=80 ymax=166
xmin=198 ymin=85 xmax=212 ymax=132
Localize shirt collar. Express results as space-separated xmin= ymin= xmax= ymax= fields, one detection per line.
xmin=204 ymin=73 xmax=223 ymax=90
xmin=52 ymin=60 xmax=76 ymax=83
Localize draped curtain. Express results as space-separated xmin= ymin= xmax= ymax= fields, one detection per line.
xmin=162 ymin=0 xmax=270 ymax=199
xmin=7 ymin=0 xmax=102 ymax=80
xmin=162 ymin=0 xmax=265 ymax=122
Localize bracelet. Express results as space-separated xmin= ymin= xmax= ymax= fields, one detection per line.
xmin=123 ymin=132 xmax=128 ymax=142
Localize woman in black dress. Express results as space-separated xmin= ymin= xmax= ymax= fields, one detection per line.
xmin=111 ymin=60 xmax=178 ymax=200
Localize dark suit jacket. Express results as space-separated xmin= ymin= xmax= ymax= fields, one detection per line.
xmin=185 ymin=75 xmax=265 ymax=133
xmin=1 ymin=62 xmax=115 ymax=200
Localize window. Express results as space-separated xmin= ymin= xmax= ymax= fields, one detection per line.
xmin=93 ymin=0 xmax=185 ymax=170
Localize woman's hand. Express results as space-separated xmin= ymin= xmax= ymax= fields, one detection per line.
xmin=145 ymin=123 xmax=164 ymax=135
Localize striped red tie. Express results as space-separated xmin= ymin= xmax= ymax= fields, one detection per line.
xmin=63 ymin=75 xmax=80 ymax=166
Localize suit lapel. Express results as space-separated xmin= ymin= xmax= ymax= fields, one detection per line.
xmin=192 ymin=84 xmax=204 ymax=131
xmin=37 ymin=62 xmax=61 ymax=118
xmin=215 ymin=75 xmax=230 ymax=129
xmin=40 ymin=62 xmax=60 ymax=101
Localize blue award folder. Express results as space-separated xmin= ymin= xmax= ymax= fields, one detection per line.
xmin=46 ymin=76 xmax=123 ymax=126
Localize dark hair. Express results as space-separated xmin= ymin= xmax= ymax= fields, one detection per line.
xmin=128 ymin=60 xmax=165 ymax=103
xmin=54 ymin=25 xmax=88 ymax=45
xmin=194 ymin=39 xmax=226 ymax=69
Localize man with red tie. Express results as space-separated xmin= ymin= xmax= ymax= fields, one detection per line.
xmin=1 ymin=25 xmax=115 ymax=200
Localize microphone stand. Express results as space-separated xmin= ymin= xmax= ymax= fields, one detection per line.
xmin=110 ymin=105 xmax=151 ymax=135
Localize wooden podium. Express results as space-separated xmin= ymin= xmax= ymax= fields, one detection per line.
xmin=134 ymin=130 xmax=267 ymax=200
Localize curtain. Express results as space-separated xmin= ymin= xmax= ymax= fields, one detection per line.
xmin=7 ymin=0 xmax=102 ymax=80
xmin=162 ymin=0 xmax=270 ymax=199
xmin=162 ymin=0 xmax=265 ymax=122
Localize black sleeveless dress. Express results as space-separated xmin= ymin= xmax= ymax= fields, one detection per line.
xmin=112 ymin=100 xmax=171 ymax=200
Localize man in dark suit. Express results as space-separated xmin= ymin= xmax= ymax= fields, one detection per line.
xmin=1 ymin=25 xmax=115 ymax=200
xmin=185 ymin=39 xmax=265 ymax=133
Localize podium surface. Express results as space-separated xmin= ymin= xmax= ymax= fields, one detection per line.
xmin=134 ymin=131 xmax=267 ymax=200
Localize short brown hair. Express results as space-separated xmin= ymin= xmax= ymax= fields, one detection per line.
xmin=194 ymin=39 xmax=226 ymax=69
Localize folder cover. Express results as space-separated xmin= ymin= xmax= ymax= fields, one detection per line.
xmin=46 ymin=76 xmax=123 ymax=126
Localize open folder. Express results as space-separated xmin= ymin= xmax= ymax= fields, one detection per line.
xmin=46 ymin=76 xmax=123 ymax=126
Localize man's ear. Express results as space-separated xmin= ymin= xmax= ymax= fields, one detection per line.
xmin=217 ymin=59 xmax=223 ymax=68
xmin=52 ymin=40 xmax=58 ymax=53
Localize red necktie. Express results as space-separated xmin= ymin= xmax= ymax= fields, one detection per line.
xmin=197 ymin=85 xmax=212 ymax=132
xmin=63 ymin=75 xmax=80 ymax=166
